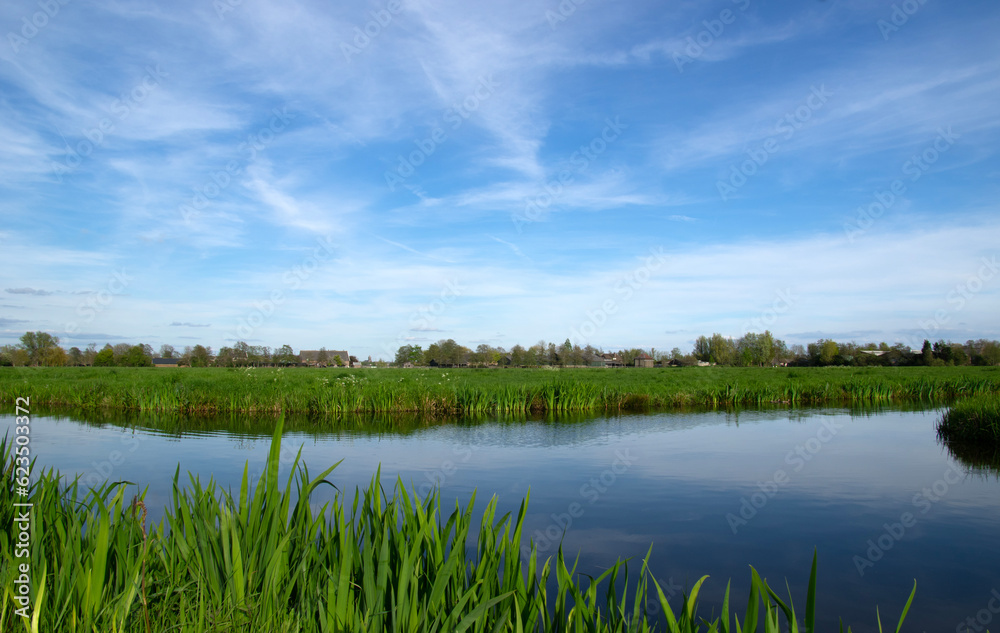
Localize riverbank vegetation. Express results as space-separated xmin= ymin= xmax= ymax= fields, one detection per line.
xmin=0 ymin=425 xmax=917 ymax=632
xmin=938 ymin=394 xmax=1000 ymax=444
xmin=2 ymin=366 xmax=999 ymax=415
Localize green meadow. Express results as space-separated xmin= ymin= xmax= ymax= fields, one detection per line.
xmin=2 ymin=365 xmax=999 ymax=417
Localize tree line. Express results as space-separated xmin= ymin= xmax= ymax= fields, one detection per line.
xmin=3 ymin=330 xmax=999 ymax=368
xmin=0 ymin=333 xmax=304 ymax=368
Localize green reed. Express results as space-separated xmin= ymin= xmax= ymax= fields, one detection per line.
xmin=3 ymin=366 xmax=1000 ymax=417
xmin=938 ymin=394 xmax=1000 ymax=444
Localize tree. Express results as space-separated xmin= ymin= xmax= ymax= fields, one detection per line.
xmin=93 ymin=346 xmax=115 ymax=367
xmin=921 ymin=340 xmax=933 ymax=366
xmin=83 ymin=343 xmax=97 ymax=366
xmin=68 ymin=347 xmax=83 ymax=366
xmin=159 ymin=344 xmax=176 ymax=359
xmin=42 ymin=346 xmax=68 ymax=366
xmin=317 ymin=347 xmax=329 ymax=366
xmin=333 ymin=354 xmax=345 ymax=367
xmin=394 ymin=345 xmax=423 ymax=366
xmin=693 ymin=336 xmax=711 ymax=362
xmin=275 ymin=344 xmax=296 ymax=366
xmin=190 ymin=345 xmax=212 ymax=367
xmin=509 ymin=344 xmax=526 ymax=366
xmin=19 ymin=331 xmax=60 ymax=366
xmin=709 ymin=334 xmax=736 ymax=365
xmin=820 ymin=339 xmax=839 ymax=365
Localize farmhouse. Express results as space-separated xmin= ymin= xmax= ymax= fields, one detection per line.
xmin=152 ymin=357 xmax=179 ymax=368
xmin=299 ymin=350 xmax=351 ymax=367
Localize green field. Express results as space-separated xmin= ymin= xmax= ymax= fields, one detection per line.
xmin=2 ymin=365 xmax=999 ymax=416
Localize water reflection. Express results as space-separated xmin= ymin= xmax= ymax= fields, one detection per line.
xmin=3 ymin=405 xmax=998 ymax=632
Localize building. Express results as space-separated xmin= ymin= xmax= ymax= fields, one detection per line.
xmin=152 ymin=357 xmax=179 ymax=368
xmin=600 ymin=353 xmax=624 ymax=367
xmin=298 ymin=350 xmax=350 ymax=367
xmin=634 ymin=352 xmax=655 ymax=368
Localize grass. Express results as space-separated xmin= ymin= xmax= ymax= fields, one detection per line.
xmin=0 ymin=422 xmax=921 ymax=633
xmin=2 ymin=365 xmax=1000 ymax=417
xmin=937 ymin=394 xmax=1000 ymax=444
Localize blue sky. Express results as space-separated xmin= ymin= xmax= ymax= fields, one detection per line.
xmin=1 ymin=0 xmax=998 ymax=360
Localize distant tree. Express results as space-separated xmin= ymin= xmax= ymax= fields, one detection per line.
xmin=190 ymin=345 xmax=212 ymax=367
xmin=709 ymin=334 xmax=736 ymax=365
xmin=93 ymin=346 xmax=115 ymax=367
xmin=977 ymin=341 xmax=1000 ymax=366
xmin=921 ymin=340 xmax=933 ymax=366
xmin=0 ymin=345 xmax=14 ymax=366
xmin=693 ymin=336 xmax=711 ymax=362
xmin=159 ymin=344 xmax=176 ymax=359
xmin=333 ymin=354 xmax=345 ymax=367
xmin=820 ymin=339 xmax=839 ymax=365
xmin=317 ymin=347 xmax=329 ymax=366
xmin=83 ymin=343 xmax=98 ymax=366
xmin=19 ymin=331 xmax=60 ymax=366
xmin=68 ymin=347 xmax=83 ymax=366
xmin=275 ymin=344 xmax=296 ymax=366
xmin=394 ymin=345 xmax=423 ymax=366
xmin=546 ymin=343 xmax=558 ymax=366
xmin=41 ymin=346 xmax=67 ymax=366
xmin=120 ymin=345 xmax=152 ymax=367
xmin=509 ymin=344 xmax=526 ymax=366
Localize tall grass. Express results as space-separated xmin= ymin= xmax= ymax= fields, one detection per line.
xmin=937 ymin=394 xmax=1000 ymax=444
xmin=0 ymin=424 xmax=922 ymax=632
xmin=3 ymin=366 xmax=1000 ymax=417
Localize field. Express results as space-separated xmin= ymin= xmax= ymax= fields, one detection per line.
xmin=2 ymin=365 xmax=999 ymax=417
xmin=0 ymin=423 xmax=918 ymax=632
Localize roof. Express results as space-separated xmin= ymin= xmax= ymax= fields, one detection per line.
xmin=299 ymin=350 xmax=350 ymax=363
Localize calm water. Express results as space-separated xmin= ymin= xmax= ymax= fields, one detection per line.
xmin=4 ymin=407 xmax=999 ymax=632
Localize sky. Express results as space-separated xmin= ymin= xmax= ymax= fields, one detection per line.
xmin=1 ymin=0 xmax=998 ymax=360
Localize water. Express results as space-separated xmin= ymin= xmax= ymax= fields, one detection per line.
xmin=4 ymin=406 xmax=999 ymax=631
